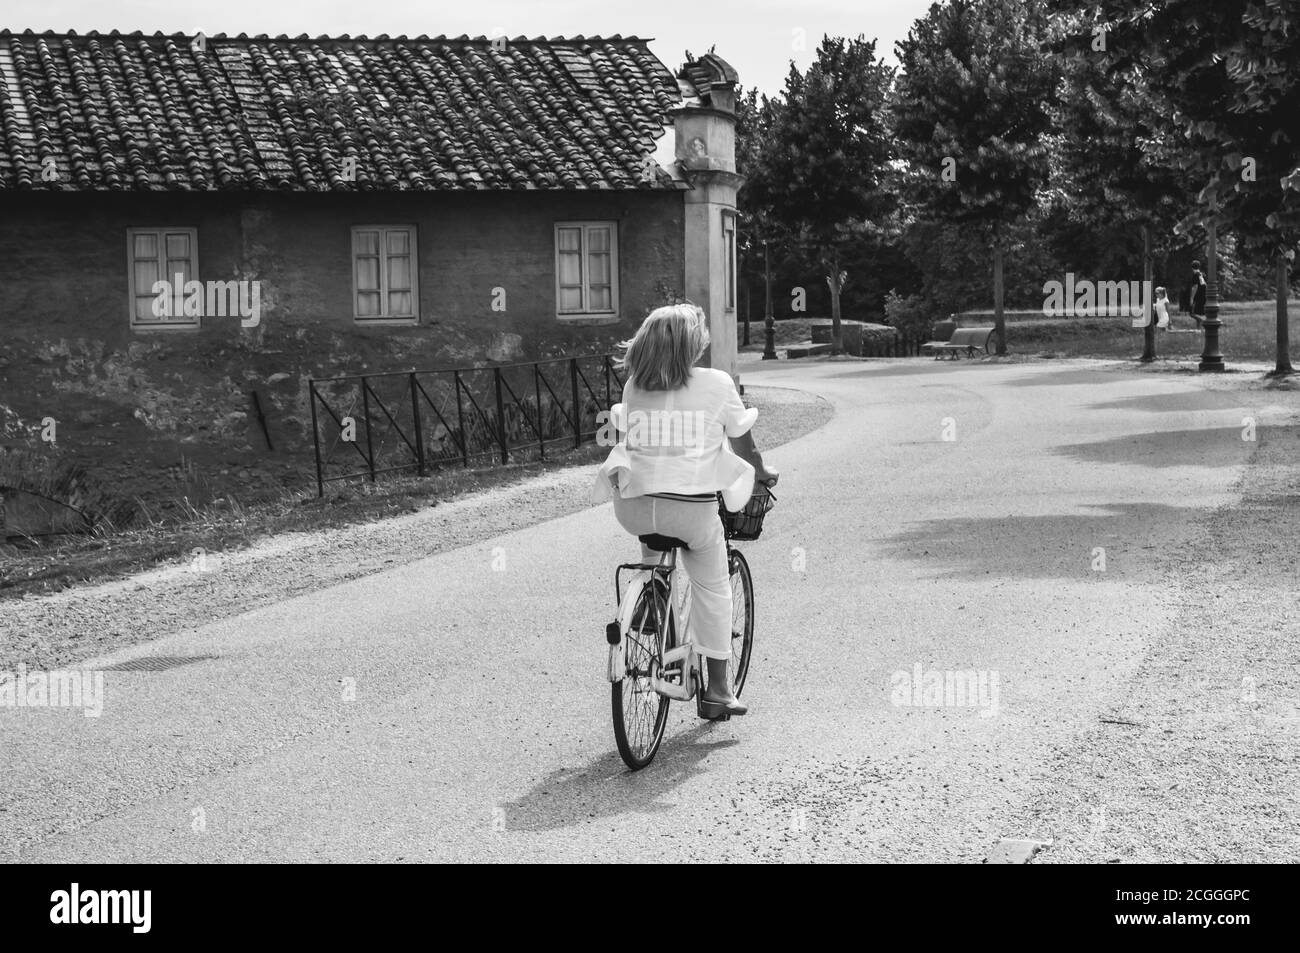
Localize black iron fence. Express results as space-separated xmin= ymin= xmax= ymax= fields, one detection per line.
xmin=861 ymin=332 xmax=928 ymax=357
xmin=805 ymin=323 xmax=930 ymax=357
xmin=309 ymin=354 xmax=623 ymax=496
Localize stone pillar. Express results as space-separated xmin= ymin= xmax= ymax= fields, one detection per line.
xmin=674 ymin=61 xmax=743 ymax=381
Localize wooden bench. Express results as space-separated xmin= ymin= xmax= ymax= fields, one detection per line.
xmin=921 ymin=326 xmax=995 ymax=360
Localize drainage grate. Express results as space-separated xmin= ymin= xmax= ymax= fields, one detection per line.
xmin=101 ymin=655 xmax=217 ymax=672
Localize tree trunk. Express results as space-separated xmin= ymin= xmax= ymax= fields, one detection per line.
xmin=992 ymin=242 xmax=1006 ymax=356
xmin=1275 ymin=254 xmax=1294 ymax=376
xmin=1140 ymin=224 xmax=1155 ymax=363
xmin=829 ymin=246 xmax=844 ymax=355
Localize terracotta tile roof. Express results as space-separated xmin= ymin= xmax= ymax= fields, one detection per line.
xmin=0 ymin=30 xmax=692 ymax=191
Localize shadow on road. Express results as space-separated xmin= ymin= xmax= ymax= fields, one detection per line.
xmin=1086 ymin=391 xmax=1254 ymax=414
xmin=878 ymin=502 xmax=1200 ymax=582
xmin=499 ymin=722 xmax=739 ymax=832
xmin=822 ymin=362 xmax=953 ymax=380
xmin=1003 ymin=366 xmax=1147 ymax=387
xmin=1049 ymin=427 xmax=1255 ymax=469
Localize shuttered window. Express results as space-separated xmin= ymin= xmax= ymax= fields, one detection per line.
xmin=127 ymin=228 xmax=199 ymax=329
xmin=555 ymin=222 xmax=618 ymax=317
xmin=352 ymin=225 xmax=418 ymax=322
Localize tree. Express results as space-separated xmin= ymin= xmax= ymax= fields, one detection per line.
xmin=892 ymin=0 xmax=1062 ymax=355
xmin=1052 ymin=27 xmax=1191 ymax=361
xmin=743 ymin=36 xmax=896 ymax=354
xmin=735 ymin=87 xmax=781 ymax=341
xmin=1057 ymin=0 xmax=1300 ymax=375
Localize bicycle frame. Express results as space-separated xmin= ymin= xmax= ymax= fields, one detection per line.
xmin=609 ymin=493 xmax=766 ymax=769
xmin=610 ymin=541 xmax=733 ymax=704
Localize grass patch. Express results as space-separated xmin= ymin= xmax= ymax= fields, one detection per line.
xmin=0 ymin=444 xmax=605 ymax=598
xmin=1002 ymin=300 xmax=1295 ymax=363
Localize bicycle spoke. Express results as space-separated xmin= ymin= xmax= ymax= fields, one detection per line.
xmin=612 ymin=578 xmax=672 ymax=768
xmin=623 ymin=612 xmax=660 ymax=757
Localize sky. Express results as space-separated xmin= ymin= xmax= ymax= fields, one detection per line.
xmin=2 ymin=0 xmax=940 ymax=97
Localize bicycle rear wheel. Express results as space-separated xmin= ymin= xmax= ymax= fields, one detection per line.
xmin=727 ymin=549 xmax=755 ymax=697
xmin=612 ymin=577 xmax=673 ymax=770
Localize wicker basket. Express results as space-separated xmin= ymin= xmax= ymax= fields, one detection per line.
xmin=719 ymin=486 xmax=776 ymax=541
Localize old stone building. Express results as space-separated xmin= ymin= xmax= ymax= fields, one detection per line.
xmin=0 ymin=30 xmax=741 ymax=521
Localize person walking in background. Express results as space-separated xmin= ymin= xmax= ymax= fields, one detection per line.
xmin=1154 ymin=286 xmax=1171 ymax=330
xmin=1188 ymin=260 xmax=1207 ymax=328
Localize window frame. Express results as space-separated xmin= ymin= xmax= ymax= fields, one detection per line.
xmin=126 ymin=227 xmax=200 ymax=330
xmin=350 ymin=224 xmax=420 ymax=324
xmin=554 ymin=221 xmax=619 ymax=321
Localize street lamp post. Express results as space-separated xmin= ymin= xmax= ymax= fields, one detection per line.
xmin=762 ymin=238 xmax=777 ymax=360
xmin=1199 ymin=209 xmax=1225 ymax=372
xmin=742 ymin=279 xmax=751 ymax=347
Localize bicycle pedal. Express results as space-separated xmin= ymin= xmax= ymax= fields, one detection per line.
xmin=605 ymin=622 xmax=621 ymax=645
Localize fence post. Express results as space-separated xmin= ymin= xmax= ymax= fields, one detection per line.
xmin=570 ymin=358 xmax=581 ymax=449
xmin=454 ymin=371 xmax=468 ymax=468
xmin=494 ymin=367 xmax=508 ymax=465
xmin=534 ymin=363 xmax=545 ymax=461
xmin=410 ymin=372 xmax=425 ymax=477
xmin=309 ymin=379 xmax=324 ymax=498
xmin=361 ymin=377 xmax=376 ymax=482
xmin=604 ymin=356 xmax=612 ymax=408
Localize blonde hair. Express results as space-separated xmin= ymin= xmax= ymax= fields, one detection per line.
xmin=621 ymin=304 xmax=709 ymax=391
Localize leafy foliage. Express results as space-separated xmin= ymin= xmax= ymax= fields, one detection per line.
xmin=744 ymin=36 xmax=896 ymax=244
xmin=891 ymin=0 xmax=1063 ymax=352
xmin=1052 ymin=0 xmax=1299 ymax=369
xmin=1053 ymin=0 xmax=1300 ymax=252
xmin=742 ymin=36 xmax=896 ymax=350
xmin=892 ymin=0 xmax=1061 ymax=237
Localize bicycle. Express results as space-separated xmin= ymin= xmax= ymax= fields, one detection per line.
xmin=607 ymin=486 xmax=776 ymax=770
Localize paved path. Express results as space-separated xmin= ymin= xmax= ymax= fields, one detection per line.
xmin=1 ymin=359 xmax=1286 ymax=862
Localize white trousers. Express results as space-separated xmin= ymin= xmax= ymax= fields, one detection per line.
xmin=612 ymin=494 xmax=732 ymax=659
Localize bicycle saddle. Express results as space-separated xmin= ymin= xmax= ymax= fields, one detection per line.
xmin=639 ymin=534 xmax=689 ymax=552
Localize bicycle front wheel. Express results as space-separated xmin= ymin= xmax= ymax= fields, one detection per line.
xmin=728 ymin=549 xmax=755 ymax=697
xmin=612 ymin=577 xmax=672 ymax=770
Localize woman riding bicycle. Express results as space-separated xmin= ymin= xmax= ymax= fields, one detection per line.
xmin=592 ymin=303 xmax=778 ymax=718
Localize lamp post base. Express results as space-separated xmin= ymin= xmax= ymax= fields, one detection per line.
xmin=1198 ymin=233 xmax=1225 ymax=372
xmin=1199 ymin=313 xmax=1225 ymax=373
xmin=761 ymin=319 xmax=777 ymax=360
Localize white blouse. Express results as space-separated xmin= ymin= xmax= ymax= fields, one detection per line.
xmin=591 ymin=367 xmax=758 ymax=511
